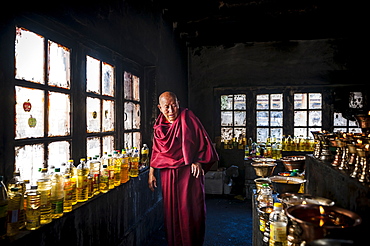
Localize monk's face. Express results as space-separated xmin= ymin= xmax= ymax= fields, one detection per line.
xmin=158 ymin=93 xmax=180 ymax=123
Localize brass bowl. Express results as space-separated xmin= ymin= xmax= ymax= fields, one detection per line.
xmin=281 ymin=156 xmax=306 ymax=171
xmin=254 ymin=177 xmax=272 ymax=193
xmin=251 ymin=162 xmax=277 ymax=177
xmin=269 ymin=176 xmax=306 ymax=194
xmin=278 ymin=193 xmax=335 ymax=208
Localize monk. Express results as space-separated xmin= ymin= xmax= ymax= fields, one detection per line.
xmin=148 ymin=91 xmax=219 ymax=246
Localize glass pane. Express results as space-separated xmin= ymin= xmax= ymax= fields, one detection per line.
xmin=349 ymin=128 xmax=362 ymax=133
xmin=271 ymin=128 xmax=283 ymax=142
xmin=87 ymin=136 xmax=101 ymax=158
xmin=48 ymin=141 xmax=70 ymax=169
xmin=102 ymin=135 xmax=114 ymax=154
xmin=309 ymin=93 xmax=322 ymax=109
xmin=234 ymin=128 xmax=246 ymax=140
xmin=15 ymin=144 xmax=44 ymax=185
xmin=221 ymin=127 xmax=233 ymax=142
xmin=102 ymin=99 xmax=115 ymax=132
xmin=133 ymin=104 xmax=141 ymax=129
xmin=124 ymin=71 xmax=132 ymax=100
xmin=349 ymin=92 xmax=363 ymax=109
xmin=124 ymin=133 xmax=132 ymax=149
xmin=294 ymin=111 xmax=307 ymax=126
xmin=294 ymin=93 xmax=307 ymax=109
xmin=309 ymin=128 xmax=321 ymax=135
xmin=256 ymin=111 xmax=269 ymax=126
xmin=333 ymin=128 xmax=347 ymax=133
xmin=133 ymin=132 xmax=141 ymax=149
xmin=15 ymin=86 xmax=44 ymax=139
xmin=48 ymin=92 xmax=70 ymax=136
xmin=221 ymin=95 xmax=233 ymax=110
xmin=87 ymin=97 xmax=101 ymax=133
xmin=102 ymin=62 xmax=114 ymax=96
xmin=86 ymin=56 xmax=100 ymax=94
xmin=333 ymin=113 xmax=347 ymax=126
xmin=234 ymin=94 xmax=246 ymax=110
xmin=256 ymin=94 xmax=269 ymax=110
xmin=270 ymin=94 xmax=283 ymax=110
xmin=270 ymin=111 xmax=283 ymax=127
xmin=349 ymin=120 xmax=358 ymax=127
xmin=15 ymin=27 xmax=45 ymax=84
xmin=309 ymin=111 xmax=322 ymax=126
xmin=124 ymin=102 xmax=133 ymax=130
xmin=294 ymin=128 xmax=307 ymax=138
xmin=133 ymin=75 xmax=140 ymax=101
xmin=256 ymin=128 xmax=268 ymax=143
xmin=234 ymin=111 xmax=246 ymax=126
xmin=48 ymin=40 xmax=70 ymax=89
xmin=221 ymin=111 xmax=232 ymax=126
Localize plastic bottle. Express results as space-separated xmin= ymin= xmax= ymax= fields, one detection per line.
xmin=50 ymin=168 xmax=64 ymax=219
xmin=106 ymin=154 xmax=115 ymax=190
xmin=286 ymin=135 xmax=293 ymax=151
xmin=76 ymin=158 xmax=89 ymax=202
xmin=6 ymin=187 xmax=21 ymax=236
xmin=66 ymin=160 xmax=77 ymax=205
xmin=99 ymin=164 xmax=109 ymax=193
xmin=0 ymin=176 xmax=8 ymax=239
xmin=257 ymin=183 xmax=273 ymax=208
xmin=7 ymin=170 xmax=26 ymax=229
xmin=63 ymin=174 xmax=73 ymax=213
xmin=140 ymin=144 xmax=149 ymax=169
xmin=120 ymin=149 xmax=130 ymax=184
xmin=37 ymin=168 xmax=52 ymax=225
xmin=89 ymin=156 xmax=101 ymax=196
xmin=25 ymin=185 xmax=41 ymax=230
xmin=269 ymin=203 xmax=288 ymax=246
xmin=113 ymin=151 xmax=122 ymax=186
xmin=244 ymin=145 xmax=250 ymax=160
xmin=130 ymin=147 xmax=139 ymax=177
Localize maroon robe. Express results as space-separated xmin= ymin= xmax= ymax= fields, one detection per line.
xmin=150 ymin=108 xmax=219 ymax=246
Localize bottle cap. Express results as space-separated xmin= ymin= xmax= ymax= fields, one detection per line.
xmin=273 ymin=202 xmax=283 ymax=209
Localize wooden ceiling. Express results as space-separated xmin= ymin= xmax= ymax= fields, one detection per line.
xmin=156 ymin=0 xmax=354 ymax=46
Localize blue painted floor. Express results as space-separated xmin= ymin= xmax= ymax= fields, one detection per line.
xmin=147 ymin=194 xmax=253 ymax=246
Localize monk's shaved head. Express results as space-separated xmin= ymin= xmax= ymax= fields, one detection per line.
xmin=158 ymin=91 xmax=180 ymax=123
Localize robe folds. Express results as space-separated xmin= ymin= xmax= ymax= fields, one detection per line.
xmin=150 ymin=108 xmax=219 ymax=246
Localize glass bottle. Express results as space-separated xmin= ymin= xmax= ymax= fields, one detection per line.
xmin=120 ymin=149 xmax=130 ymax=184
xmin=63 ymin=174 xmax=73 ymax=213
xmin=140 ymin=144 xmax=149 ymax=169
xmin=6 ymin=187 xmax=22 ymax=236
xmin=50 ymin=168 xmax=64 ymax=219
xmin=76 ymin=158 xmax=89 ymax=202
xmin=269 ymin=202 xmax=288 ymax=246
xmin=0 ymin=176 xmax=8 ymax=239
xmin=113 ymin=151 xmax=122 ymax=187
xmin=7 ymin=169 xmax=26 ymax=229
xmin=37 ymin=168 xmax=52 ymax=225
xmin=25 ymin=185 xmax=41 ymax=230
xmin=99 ymin=164 xmax=109 ymax=193
xmin=257 ymin=183 xmax=273 ymax=208
xmin=129 ymin=147 xmax=139 ymax=177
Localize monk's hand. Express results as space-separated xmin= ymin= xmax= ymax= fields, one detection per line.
xmin=148 ymin=167 xmax=157 ymax=191
xmin=191 ymin=162 xmax=204 ymax=178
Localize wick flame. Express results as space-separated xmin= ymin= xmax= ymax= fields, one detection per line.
xmin=319 ymin=206 xmax=325 ymax=227
xmin=366 ymin=144 xmax=369 ymax=151
xmin=302 ymin=201 xmax=307 ymax=205
xmin=368 ymin=110 xmax=370 ymax=116
xmin=343 ymin=133 xmax=346 ymax=138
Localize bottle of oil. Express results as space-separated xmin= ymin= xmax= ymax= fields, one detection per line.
xmin=99 ymin=164 xmax=109 ymax=193
xmin=6 ymin=187 xmax=21 ymax=236
xmin=63 ymin=174 xmax=73 ymax=213
xmin=89 ymin=156 xmax=101 ymax=196
xmin=0 ymin=176 xmax=8 ymax=239
xmin=107 ymin=154 xmax=115 ymax=190
xmin=64 ymin=159 xmax=77 ymax=206
xmin=25 ymin=185 xmax=41 ymax=230
xmin=286 ymin=135 xmax=293 ymax=151
xmin=76 ymin=158 xmax=89 ymax=202
xmin=269 ymin=202 xmax=288 ymax=246
xmin=140 ymin=144 xmax=149 ymax=169
xmin=113 ymin=151 xmax=122 ymax=187
xmin=120 ymin=149 xmax=130 ymax=184
xmin=7 ymin=169 xmax=26 ymax=230
xmin=37 ymin=168 xmax=52 ymax=225
xmin=129 ymin=147 xmax=139 ymax=177
xmin=50 ymin=168 xmax=64 ymax=219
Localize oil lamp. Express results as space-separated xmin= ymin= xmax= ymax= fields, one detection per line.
xmin=358 ymin=144 xmax=369 ymax=183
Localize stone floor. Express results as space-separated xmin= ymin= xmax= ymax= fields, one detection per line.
xmin=147 ymin=194 xmax=253 ymax=246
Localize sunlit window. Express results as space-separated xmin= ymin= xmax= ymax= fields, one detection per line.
xmin=294 ymin=93 xmax=322 ymax=137
xmin=256 ymin=94 xmax=283 ymax=142
xmin=14 ymin=27 xmax=71 ymax=183
xmin=220 ymin=94 xmax=247 ymax=143
xmin=86 ymin=55 xmax=115 ymax=157
xmin=333 ymin=113 xmax=361 ymax=133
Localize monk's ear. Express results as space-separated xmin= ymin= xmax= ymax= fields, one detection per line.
xmin=157 ymin=104 xmax=162 ymax=111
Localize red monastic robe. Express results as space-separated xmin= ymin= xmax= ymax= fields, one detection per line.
xmin=150 ymin=108 xmax=219 ymax=246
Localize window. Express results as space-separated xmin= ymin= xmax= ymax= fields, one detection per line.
xmin=256 ymin=94 xmax=283 ymax=143
xmin=333 ymin=113 xmax=361 ymax=133
xmin=220 ymin=94 xmax=247 ymax=145
xmin=123 ymin=71 xmax=141 ymax=150
xmin=294 ymin=93 xmax=322 ymax=138
xmin=86 ymin=55 xmax=116 ymax=158
xmin=15 ymin=27 xmax=71 ymax=181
